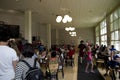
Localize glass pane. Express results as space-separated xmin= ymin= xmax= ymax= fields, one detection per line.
xmin=103 ymin=28 xmax=105 ymax=34
xmin=100 ymin=29 xmax=103 ymax=35
xmin=101 ymin=36 xmax=104 ymax=41
xmin=104 ymin=27 xmax=107 ymax=33
xmin=119 ymin=31 xmax=120 ymax=40
xmin=113 ymin=20 xmax=119 ymax=30
xmin=104 ymin=20 xmax=106 ymax=26
xmin=119 ymin=8 xmax=120 ymax=17
xmin=96 ymin=31 xmax=99 ymax=36
xmin=110 ymin=14 xmax=113 ymax=22
xmin=111 ymin=32 xmax=114 ymax=40
xmin=96 ymin=42 xmax=99 ymax=45
xmin=100 ymin=22 xmax=104 ymax=27
xmin=110 ymin=23 xmax=113 ymax=31
xmin=101 ymin=41 xmax=106 ymax=46
xmin=104 ymin=42 xmax=107 ymax=46
xmin=113 ymin=10 xmax=119 ymax=20
xmin=104 ymin=35 xmax=107 ymax=41
xmin=115 ymin=31 xmax=119 ymax=40
xmin=119 ymin=19 xmax=120 ymax=29
xmin=114 ymin=41 xmax=120 ymax=51
xmin=101 ymin=42 xmax=104 ymax=45
xmin=96 ymin=37 xmax=99 ymax=42
xmin=111 ymin=41 xmax=114 ymax=45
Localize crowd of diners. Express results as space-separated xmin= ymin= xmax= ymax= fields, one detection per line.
xmin=0 ymin=32 xmax=76 ymax=80
xmin=15 ymin=41 xmax=76 ymax=80
xmin=77 ymin=40 xmax=120 ymax=79
xmin=1 ymin=25 xmax=120 ymax=80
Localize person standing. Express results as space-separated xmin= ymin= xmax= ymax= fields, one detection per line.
xmin=85 ymin=45 xmax=94 ymax=73
xmin=0 ymin=24 xmax=18 ymax=80
xmin=78 ymin=40 xmax=86 ymax=64
xmin=15 ymin=43 xmax=41 ymax=80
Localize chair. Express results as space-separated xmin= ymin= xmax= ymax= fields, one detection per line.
xmin=57 ymin=53 xmax=64 ymax=78
xmin=95 ymin=53 xmax=105 ymax=69
xmin=49 ymin=63 xmax=59 ymax=80
xmin=45 ymin=57 xmax=59 ymax=80
xmin=65 ymin=54 xmax=74 ymax=67
xmin=109 ymin=62 xmax=120 ymax=80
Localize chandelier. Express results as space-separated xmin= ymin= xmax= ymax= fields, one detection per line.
xmin=56 ymin=15 xmax=72 ymax=23
xmin=65 ymin=27 xmax=75 ymax=31
xmin=69 ymin=32 xmax=77 ymax=36
xmin=65 ymin=27 xmax=77 ymax=37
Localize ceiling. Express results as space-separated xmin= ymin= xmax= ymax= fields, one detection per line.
xmin=0 ymin=0 xmax=120 ymax=29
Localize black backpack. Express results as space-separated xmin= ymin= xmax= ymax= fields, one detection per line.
xmin=21 ymin=59 xmax=44 ymax=80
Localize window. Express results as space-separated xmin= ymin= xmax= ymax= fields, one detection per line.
xmin=95 ymin=26 xmax=99 ymax=45
xmin=95 ymin=7 xmax=120 ymax=51
xmin=110 ymin=8 xmax=120 ymax=51
xmin=100 ymin=19 xmax=107 ymax=46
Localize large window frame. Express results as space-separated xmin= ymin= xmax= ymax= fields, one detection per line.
xmin=110 ymin=8 xmax=120 ymax=51
xmin=95 ymin=26 xmax=100 ymax=45
xmin=100 ymin=19 xmax=107 ymax=46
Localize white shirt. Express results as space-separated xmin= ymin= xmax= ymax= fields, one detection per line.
xmin=116 ymin=53 xmax=120 ymax=57
xmin=0 ymin=46 xmax=18 ymax=80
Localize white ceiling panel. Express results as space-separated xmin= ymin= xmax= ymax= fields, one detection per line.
xmin=0 ymin=0 xmax=120 ymax=29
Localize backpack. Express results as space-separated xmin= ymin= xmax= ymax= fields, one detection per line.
xmin=21 ymin=59 xmax=44 ymax=80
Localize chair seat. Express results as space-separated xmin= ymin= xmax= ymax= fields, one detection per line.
xmin=96 ymin=59 xmax=104 ymax=63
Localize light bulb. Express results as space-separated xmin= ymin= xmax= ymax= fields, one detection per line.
xmin=68 ymin=16 xmax=72 ymax=22
xmin=71 ymin=27 xmax=75 ymax=31
xmin=62 ymin=18 xmax=67 ymax=23
xmin=69 ymin=32 xmax=72 ymax=34
xmin=64 ymin=15 xmax=69 ymax=21
xmin=56 ymin=16 xmax=62 ymax=23
xmin=65 ymin=27 xmax=69 ymax=31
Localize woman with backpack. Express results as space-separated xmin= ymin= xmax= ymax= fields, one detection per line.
xmin=15 ymin=43 xmax=42 ymax=80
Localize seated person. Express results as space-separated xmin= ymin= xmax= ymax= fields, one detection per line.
xmin=39 ymin=48 xmax=47 ymax=64
xmin=65 ymin=46 xmax=75 ymax=66
xmin=113 ymin=51 xmax=120 ymax=62
xmin=109 ymin=51 xmax=120 ymax=68
xmin=48 ymin=51 xmax=59 ymax=75
xmin=104 ymin=50 xmax=120 ymax=76
xmin=67 ymin=46 xmax=75 ymax=59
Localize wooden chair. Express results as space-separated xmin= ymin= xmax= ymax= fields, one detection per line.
xmin=95 ymin=53 xmax=105 ymax=69
xmin=48 ymin=63 xmax=59 ymax=80
xmin=65 ymin=55 xmax=74 ymax=67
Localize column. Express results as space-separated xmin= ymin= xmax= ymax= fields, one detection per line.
xmin=106 ymin=16 xmax=111 ymax=46
xmin=47 ymin=24 xmax=51 ymax=50
xmin=24 ymin=10 xmax=32 ymax=43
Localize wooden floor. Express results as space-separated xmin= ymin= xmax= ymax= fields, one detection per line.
xmin=42 ymin=53 xmax=120 ymax=80
xmin=57 ymin=53 xmax=78 ymax=80
xmin=57 ymin=53 xmax=117 ymax=80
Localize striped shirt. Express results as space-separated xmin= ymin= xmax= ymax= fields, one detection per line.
xmin=15 ymin=58 xmax=40 ymax=80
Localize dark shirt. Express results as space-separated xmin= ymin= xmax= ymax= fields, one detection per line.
xmin=78 ymin=44 xmax=86 ymax=57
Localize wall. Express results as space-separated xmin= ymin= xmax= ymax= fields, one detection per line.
xmin=0 ymin=12 xmax=42 ymax=40
xmin=55 ymin=27 xmax=95 ymax=46
xmin=0 ymin=12 xmax=25 ymax=36
xmin=0 ymin=12 xmax=95 ymax=47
